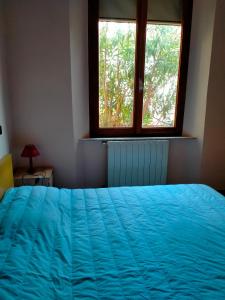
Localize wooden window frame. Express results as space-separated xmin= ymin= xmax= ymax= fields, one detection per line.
xmin=88 ymin=0 xmax=193 ymax=138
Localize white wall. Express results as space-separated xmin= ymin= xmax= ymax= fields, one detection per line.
xmin=69 ymin=0 xmax=89 ymax=187
xmin=78 ymin=0 xmax=219 ymax=188
xmin=3 ymin=0 xmax=225 ymax=189
xmin=201 ymin=0 xmax=225 ymax=189
xmin=5 ymin=0 xmax=77 ymax=187
xmin=180 ymin=0 xmax=217 ymax=183
xmin=0 ymin=0 xmax=10 ymax=158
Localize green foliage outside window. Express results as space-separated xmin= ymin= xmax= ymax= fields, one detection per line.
xmin=99 ymin=21 xmax=181 ymax=128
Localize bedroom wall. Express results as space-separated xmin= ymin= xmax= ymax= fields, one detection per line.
xmin=80 ymin=0 xmax=218 ymax=188
xmin=0 ymin=0 xmax=11 ymax=158
xmin=200 ymin=0 xmax=225 ymax=189
xmin=3 ymin=0 xmax=224 ymax=189
xmin=180 ymin=0 xmax=216 ymax=183
xmin=4 ymin=0 xmax=77 ymax=187
xmin=69 ymin=0 xmax=89 ymax=187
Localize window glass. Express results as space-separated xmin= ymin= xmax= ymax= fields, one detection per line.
xmin=99 ymin=21 xmax=136 ymax=128
xmin=142 ymin=24 xmax=182 ymax=128
xmin=147 ymin=0 xmax=182 ymax=22
xmin=88 ymin=0 xmax=192 ymax=136
xmin=99 ymin=0 xmax=137 ymax=20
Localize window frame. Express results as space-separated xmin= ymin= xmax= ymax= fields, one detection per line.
xmin=88 ymin=0 xmax=193 ymax=137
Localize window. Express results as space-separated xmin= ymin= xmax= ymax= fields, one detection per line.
xmin=89 ymin=0 xmax=193 ymax=137
xmin=99 ymin=21 xmax=136 ymax=128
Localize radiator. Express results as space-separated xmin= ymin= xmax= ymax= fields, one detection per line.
xmin=107 ymin=140 xmax=169 ymax=187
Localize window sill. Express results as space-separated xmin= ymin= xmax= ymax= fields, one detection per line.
xmin=80 ymin=136 xmax=197 ymax=142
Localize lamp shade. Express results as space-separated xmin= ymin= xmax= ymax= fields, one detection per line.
xmin=21 ymin=144 xmax=40 ymax=158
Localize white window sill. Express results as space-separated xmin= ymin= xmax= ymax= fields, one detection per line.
xmin=80 ymin=136 xmax=196 ymax=142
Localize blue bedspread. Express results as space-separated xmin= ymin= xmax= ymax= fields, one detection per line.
xmin=0 ymin=184 xmax=225 ymax=299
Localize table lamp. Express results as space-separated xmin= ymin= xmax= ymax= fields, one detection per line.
xmin=21 ymin=144 xmax=40 ymax=174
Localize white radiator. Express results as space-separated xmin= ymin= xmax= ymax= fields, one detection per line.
xmin=107 ymin=140 xmax=169 ymax=187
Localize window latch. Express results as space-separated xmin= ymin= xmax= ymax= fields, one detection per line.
xmin=139 ymin=79 xmax=144 ymax=92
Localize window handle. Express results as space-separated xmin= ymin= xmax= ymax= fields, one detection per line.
xmin=139 ymin=79 xmax=144 ymax=92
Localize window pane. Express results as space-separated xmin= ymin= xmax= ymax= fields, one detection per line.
xmin=147 ymin=0 xmax=182 ymax=23
xmin=142 ymin=24 xmax=182 ymax=128
xmin=99 ymin=21 xmax=136 ymax=128
xmin=99 ymin=0 xmax=137 ymax=20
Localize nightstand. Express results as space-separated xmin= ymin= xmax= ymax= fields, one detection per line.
xmin=14 ymin=167 xmax=54 ymax=187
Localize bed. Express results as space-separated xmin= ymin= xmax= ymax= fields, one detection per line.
xmin=1 ymin=155 xmax=225 ymax=299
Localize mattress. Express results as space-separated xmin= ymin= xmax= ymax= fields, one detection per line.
xmin=0 ymin=184 xmax=225 ymax=299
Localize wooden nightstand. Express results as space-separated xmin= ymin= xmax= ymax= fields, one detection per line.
xmin=14 ymin=167 xmax=54 ymax=187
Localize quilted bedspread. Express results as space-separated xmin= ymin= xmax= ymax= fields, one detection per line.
xmin=0 ymin=184 xmax=225 ymax=299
